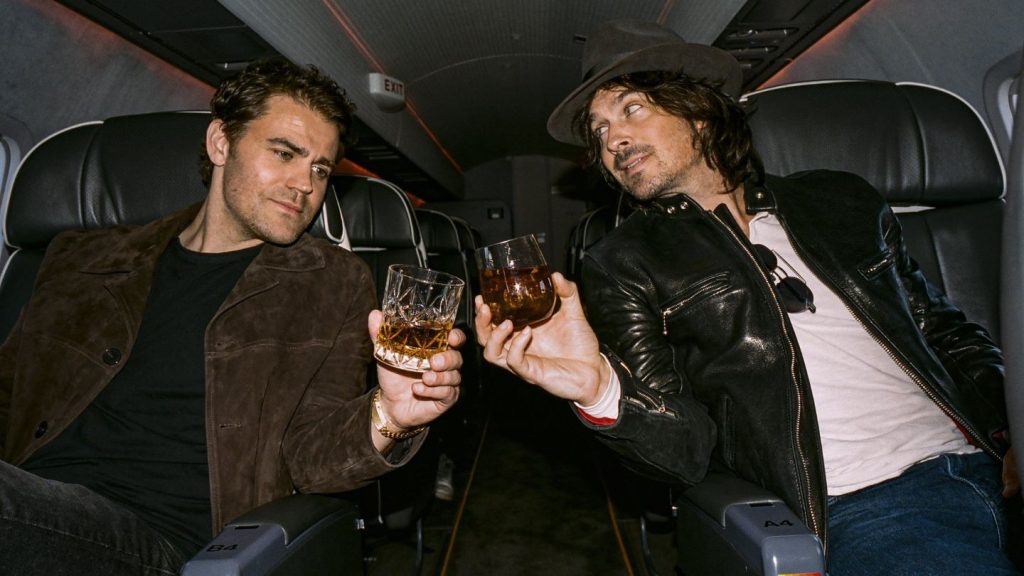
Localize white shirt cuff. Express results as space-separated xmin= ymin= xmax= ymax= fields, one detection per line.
xmin=574 ymin=353 xmax=621 ymax=420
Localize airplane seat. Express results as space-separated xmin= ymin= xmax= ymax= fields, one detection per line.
xmin=669 ymin=80 xmax=1008 ymax=576
xmin=331 ymin=174 xmax=427 ymax=292
xmin=450 ymin=215 xmax=481 ymax=299
xmin=1 ymin=111 xmax=363 ymax=575
xmin=331 ymin=174 xmax=439 ymax=574
xmin=567 ymin=194 xmax=632 ymax=285
xmin=414 ymin=208 xmax=473 ymax=331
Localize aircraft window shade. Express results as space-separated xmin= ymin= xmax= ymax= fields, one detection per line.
xmin=982 ymin=49 xmax=1023 ymax=160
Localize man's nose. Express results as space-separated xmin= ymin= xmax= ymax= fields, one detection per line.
xmin=288 ymin=166 xmax=315 ymax=194
xmin=605 ymin=124 xmax=631 ymax=152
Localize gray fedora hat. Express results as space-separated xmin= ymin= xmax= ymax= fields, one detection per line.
xmin=547 ymin=19 xmax=743 ymax=145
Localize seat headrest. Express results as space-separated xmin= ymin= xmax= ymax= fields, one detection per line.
xmin=743 ymin=81 xmax=1004 ymax=205
xmin=311 ymin=185 xmax=347 ymax=246
xmin=416 ymin=209 xmax=462 ymax=253
xmin=6 ymin=112 xmax=211 ymax=249
xmin=450 ymin=216 xmax=478 ymax=251
xmin=333 ymin=175 xmax=422 ymax=249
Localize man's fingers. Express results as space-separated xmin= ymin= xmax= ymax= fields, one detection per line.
xmin=551 ymin=271 xmax=576 ymax=298
xmin=448 ymin=327 xmax=467 ymax=348
xmin=412 ymin=379 xmax=460 ymax=402
xmin=474 ymin=296 xmax=493 ymax=343
xmin=505 ymin=326 xmax=528 ymax=363
xmin=427 ymin=348 xmax=463 ymax=374
xmin=481 ymin=319 xmax=514 ymax=363
xmin=367 ymin=309 xmax=383 ymax=342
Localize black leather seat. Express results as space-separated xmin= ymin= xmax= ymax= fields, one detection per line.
xmin=332 ymin=175 xmax=427 ymax=295
xmin=674 ymin=80 xmax=1007 ymax=576
xmin=566 ymin=198 xmax=632 ymax=285
xmin=450 ymin=215 xmax=481 ymax=296
xmin=1 ymin=111 xmax=361 ymax=576
xmin=415 ymin=208 xmax=473 ymax=330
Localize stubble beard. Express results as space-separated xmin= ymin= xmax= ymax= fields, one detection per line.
xmin=617 ymin=159 xmax=688 ymax=202
xmin=616 ymin=147 xmax=705 ymax=203
xmin=222 ymin=164 xmax=310 ymax=247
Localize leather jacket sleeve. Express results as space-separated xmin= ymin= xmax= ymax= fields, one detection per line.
xmin=579 ymin=255 xmax=717 ymax=487
xmin=282 ymin=261 xmax=421 ymax=492
xmin=884 ymin=206 xmax=1008 ymax=449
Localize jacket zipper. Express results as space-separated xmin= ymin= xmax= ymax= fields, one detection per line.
xmin=707 ymin=210 xmax=825 ymax=544
xmin=661 ymin=271 xmax=730 ymax=335
xmin=612 ymin=355 xmax=674 ymax=415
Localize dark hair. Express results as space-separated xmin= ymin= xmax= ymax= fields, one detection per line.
xmin=199 ymin=59 xmax=356 ymax=186
xmin=572 ymin=71 xmax=760 ymax=192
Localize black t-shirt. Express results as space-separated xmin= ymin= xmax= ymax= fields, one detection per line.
xmin=24 ymin=238 xmax=261 ymax=556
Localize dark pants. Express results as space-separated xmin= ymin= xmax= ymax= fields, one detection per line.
xmin=0 ymin=460 xmax=187 ymax=575
xmin=827 ymin=452 xmax=1020 ymax=575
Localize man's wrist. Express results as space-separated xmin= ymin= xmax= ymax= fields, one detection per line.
xmin=574 ymin=354 xmax=620 ymax=422
xmin=370 ymin=388 xmax=425 ymax=441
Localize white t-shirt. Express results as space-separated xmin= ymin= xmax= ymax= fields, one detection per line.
xmin=749 ymin=213 xmax=975 ymax=495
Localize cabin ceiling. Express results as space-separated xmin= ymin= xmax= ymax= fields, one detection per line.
xmin=57 ymin=0 xmax=868 ymax=201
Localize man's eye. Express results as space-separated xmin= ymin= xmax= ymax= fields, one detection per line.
xmin=275 ymin=149 xmax=293 ymax=160
xmin=592 ymin=125 xmax=608 ymax=139
xmin=625 ymin=103 xmax=641 ymax=116
xmin=312 ymin=166 xmax=329 ymax=179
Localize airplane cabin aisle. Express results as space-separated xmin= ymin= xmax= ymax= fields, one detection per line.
xmin=364 ymin=365 xmax=675 ymax=576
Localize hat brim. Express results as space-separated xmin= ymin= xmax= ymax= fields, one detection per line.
xmin=547 ymin=43 xmax=743 ymax=146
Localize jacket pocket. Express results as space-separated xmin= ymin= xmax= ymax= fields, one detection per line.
xmin=857 ymin=247 xmax=896 ymax=280
xmin=660 ymin=270 xmax=732 ymax=335
xmin=715 ymin=394 xmax=735 ymax=468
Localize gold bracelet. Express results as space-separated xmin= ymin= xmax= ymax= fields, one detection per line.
xmin=371 ymin=388 xmax=425 ymax=440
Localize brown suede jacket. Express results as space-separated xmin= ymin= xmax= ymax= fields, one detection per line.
xmin=0 ymin=205 xmax=419 ymax=533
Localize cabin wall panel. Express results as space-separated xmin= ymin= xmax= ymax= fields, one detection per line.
xmin=1 ymin=0 xmax=212 ymax=152
xmin=760 ymin=0 xmax=1024 ymax=135
xmin=455 ymin=156 xmax=588 ymax=274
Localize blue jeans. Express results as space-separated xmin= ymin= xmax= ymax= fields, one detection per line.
xmin=827 ymin=452 xmax=1019 ymax=575
xmin=0 ymin=460 xmax=187 ymax=575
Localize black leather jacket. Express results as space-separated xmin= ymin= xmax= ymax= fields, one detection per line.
xmin=579 ymin=170 xmax=1007 ymax=544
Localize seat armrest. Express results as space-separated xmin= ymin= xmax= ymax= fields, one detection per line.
xmin=180 ymin=494 xmax=362 ymax=576
xmin=676 ymin=472 xmax=825 ymax=576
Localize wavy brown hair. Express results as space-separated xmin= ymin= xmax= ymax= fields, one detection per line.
xmin=572 ymin=71 xmax=760 ymax=192
xmin=199 ymin=59 xmax=356 ymax=186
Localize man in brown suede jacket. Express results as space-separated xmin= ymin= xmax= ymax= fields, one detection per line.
xmin=0 ymin=59 xmax=463 ymax=575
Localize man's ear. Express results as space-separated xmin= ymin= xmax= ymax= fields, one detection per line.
xmin=206 ymin=119 xmax=230 ymax=167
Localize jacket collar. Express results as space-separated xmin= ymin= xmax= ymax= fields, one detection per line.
xmin=77 ymin=203 xmax=327 ymax=275
xmin=635 ymin=194 xmax=699 ymax=215
xmin=631 ymin=172 xmax=778 ymax=217
xmin=743 ymin=173 xmax=777 ymax=214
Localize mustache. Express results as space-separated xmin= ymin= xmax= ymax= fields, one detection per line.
xmin=613 ymin=145 xmax=654 ymax=171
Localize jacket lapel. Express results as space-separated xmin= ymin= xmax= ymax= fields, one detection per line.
xmin=218 ymin=234 xmax=328 ymax=314
xmin=78 ymin=205 xmax=202 ymax=337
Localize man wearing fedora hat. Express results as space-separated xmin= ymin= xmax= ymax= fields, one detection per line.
xmin=477 ymin=19 xmax=1018 ymax=575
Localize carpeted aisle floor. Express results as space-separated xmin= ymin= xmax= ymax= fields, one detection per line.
xmin=364 ymin=366 xmax=679 ymax=576
xmin=441 ymin=372 xmax=630 ymax=575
